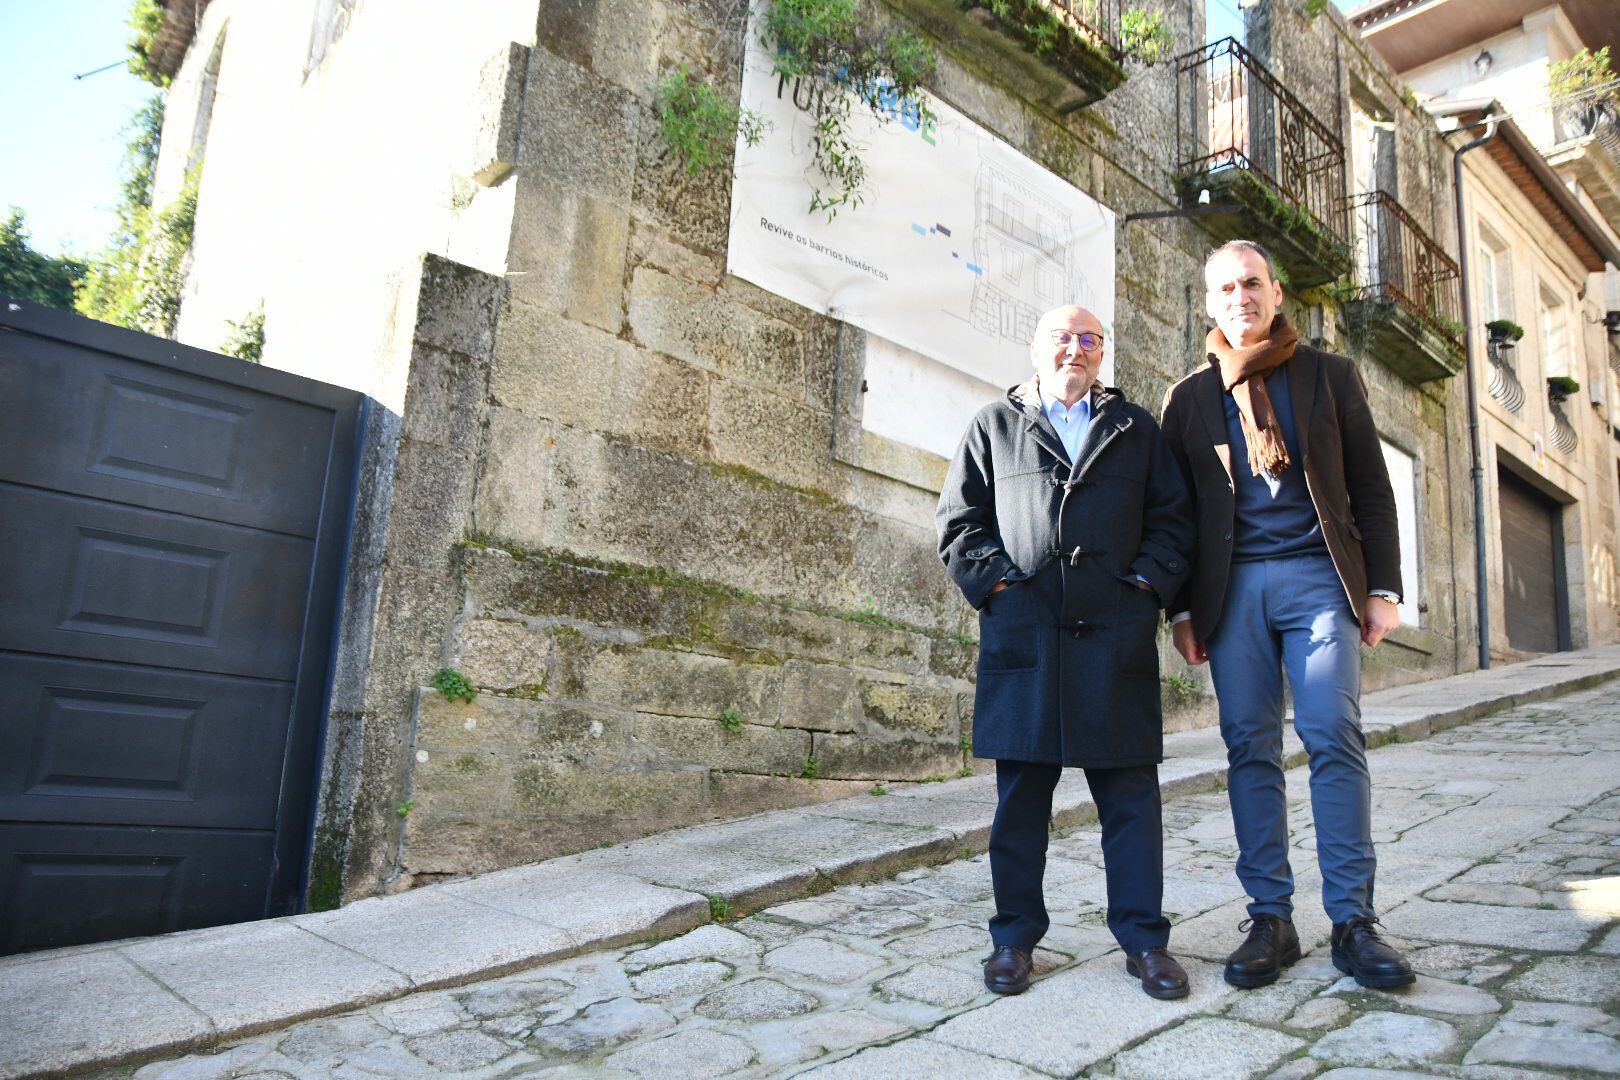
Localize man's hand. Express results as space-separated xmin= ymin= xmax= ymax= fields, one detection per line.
xmin=990 ymin=579 xmax=1009 ymax=596
xmin=1172 ymin=620 xmax=1207 ymax=665
xmin=1362 ymin=595 xmax=1400 ymax=647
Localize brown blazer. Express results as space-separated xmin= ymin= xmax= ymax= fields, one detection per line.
xmin=1160 ymin=343 xmax=1402 ymax=635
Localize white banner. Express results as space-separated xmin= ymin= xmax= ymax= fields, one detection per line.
xmin=726 ymin=15 xmax=1116 ymax=388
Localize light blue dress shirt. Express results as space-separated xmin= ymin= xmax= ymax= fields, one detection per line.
xmin=1040 ymin=389 xmax=1093 ymax=464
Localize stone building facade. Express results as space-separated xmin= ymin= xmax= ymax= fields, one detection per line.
xmin=135 ymin=0 xmax=1561 ymax=906
xmin=1352 ymin=0 xmax=1620 ymax=660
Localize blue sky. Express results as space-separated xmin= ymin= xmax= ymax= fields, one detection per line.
xmin=1 ymin=1 xmax=157 ymax=258
xmin=1 ymin=0 xmax=1364 ymax=261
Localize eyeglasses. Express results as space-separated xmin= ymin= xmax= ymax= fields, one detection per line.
xmin=1049 ymin=330 xmax=1104 ymax=351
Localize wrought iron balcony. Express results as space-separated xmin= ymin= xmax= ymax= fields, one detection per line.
xmin=1487 ymin=339 xmax=1526 ymax=414
xmin=1547 ymin=380 xmax=1579 ymax=453
xmin=1174 ymin=37 xmax=1351 ymax=288
xmin=1340 ymin=191 xmax=1464 ymax=383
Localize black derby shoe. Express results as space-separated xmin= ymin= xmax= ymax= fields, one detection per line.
xmin=982 ymin=944 xmax=1033 ymax=995
xmin=1224 ymin=915 xmax=1301 ymax=989
xmin=1332 ymin=917 xmax=1415 ymax=988
xmin=1125 ymin=947 xmax=1190 ymax=1000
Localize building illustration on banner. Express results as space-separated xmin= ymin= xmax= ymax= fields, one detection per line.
xmin=905 ymin=159 xmax=1100 ymax=349
xmin=969 ymin=162 xmax=1094 ymax=344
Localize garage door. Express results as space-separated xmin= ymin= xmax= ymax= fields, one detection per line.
xmin=1497 ymin=465 xmax=1567 ymax=655
xmin=0 ymin=299 xmax=362 ymax=955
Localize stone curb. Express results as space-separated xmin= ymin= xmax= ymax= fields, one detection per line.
xmin=6 ymin=645 xmax=1620 ymax=1080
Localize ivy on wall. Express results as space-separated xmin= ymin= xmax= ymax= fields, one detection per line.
xmin=76 ymin=94 xmax=203 ymax=339
xmin=654 ymin=0 xmax=936 ymax=218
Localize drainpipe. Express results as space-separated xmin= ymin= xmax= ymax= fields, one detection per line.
xmin=1453 ymin=114 xmax=1499 ymax=670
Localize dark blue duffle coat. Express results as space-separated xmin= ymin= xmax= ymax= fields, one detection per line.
xmin=936 ymin=378 xmax=1195 ymax=768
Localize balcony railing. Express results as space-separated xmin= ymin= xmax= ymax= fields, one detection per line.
xmin=1044 ymin=0 xmax=1124 ymax=64
xmin=1175 ymin=37 xmax=1350 ymax=286
xmin=1487 ymin=340 xmax=1526 ymax=413
xmin=1347 ymin=191 xmax=1463 ymax=345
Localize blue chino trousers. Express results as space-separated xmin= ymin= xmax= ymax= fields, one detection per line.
xmin=1204 ymin=553 xmax=1376 ymax=924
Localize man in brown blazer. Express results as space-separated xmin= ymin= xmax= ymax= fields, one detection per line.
xmin=1160 ymin=240 xmax=1415 ymax=991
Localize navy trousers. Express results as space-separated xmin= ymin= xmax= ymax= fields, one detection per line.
xmin=1205 ymin=552 xmax=1376 ymax=923
xmin=988 ymin=759 xmax=1169 ymax=955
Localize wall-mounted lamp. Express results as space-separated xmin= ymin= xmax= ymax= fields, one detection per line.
xmin=1473 ymin=50 xmax=1493 ymax=76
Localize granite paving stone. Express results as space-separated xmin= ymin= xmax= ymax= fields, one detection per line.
xmin=800 ymin=1039 xmax=1047 ymax=1078
xmin=1309 ymin=1012 xmax=1458 ymax=1068
xmin=1464 ymin=1019 xmax=1620 ymax=1073
xmin=528 ymin=996 xmax=674 ymax=1052
xmin=1112 ymin=1017 xmax=1306 ymax=1079
xmin=402 ymin=1029 xmax=513 ymax=1071
xmin=1328 ymin=972 xmax=1502 ymax=1015
xmin=788 ymin=1010 xmax=910 ymax=1051
xmin=626 ymin=959 xmax=732 ymax=999
xmin=1 ymin=949 xmax=213 ymax=1080
xmin=276 ymin=1016 xmax=392 ymax=1064
xmin=1379 ymin=897 xmax=1600 ymax=951
xmin=622 ymin=923 xmax=762 ymax=970
xmin=601 ymin=1028 xmax=756 ymax=1078
xmin=692 ymin=976 xmax=820 ymax=1019
xmin=119 ymin=921 xmax=410 ymax=1031
xmin=1500 ymin=954 xmax=1620 ymax=1004
xmin=762 ymin=937 xmax=886 ymax=983
xmin=455 ymin=978 xmax=571 ymax=1019
xmin=927 ymin=955 xmax=1232 ymax=1074
xmin=876 ymin=961 xmax=987 ymax=1007
xmin=1288 ymin=998 xmax=1351 ymax=1029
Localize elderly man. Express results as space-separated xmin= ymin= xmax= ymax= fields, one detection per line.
xmin=938 ymin=305 xmax=1196 ymax=999
xmin=1160 ymin=240 xmax=1414 ymax=990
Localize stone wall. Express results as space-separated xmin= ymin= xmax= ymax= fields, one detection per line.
xmin=384 ymin=0 xmax=1248 ymax=886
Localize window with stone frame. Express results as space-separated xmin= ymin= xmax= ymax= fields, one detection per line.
xmin=1380 ymin=438 xmax=1422 ymax=628
xmin=1538 ymin=281 xmax=1573 ymax=380
xmin=1477 ymin=222 xmax=1516 ymax=324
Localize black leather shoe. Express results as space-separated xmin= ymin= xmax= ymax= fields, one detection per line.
xmin=1224 ymin=915 xmax=1301 ymax=988
xmin=1125 ymin=947 xmax=1190 ymax=1000
xmin=1332 ymin=916 xmax=1415 ymax=988
xmin=982 ymin=945 xmax=1033 ymax=994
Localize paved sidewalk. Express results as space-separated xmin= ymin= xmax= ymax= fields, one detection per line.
xmin=5 ymin=646 xmax=1620 ymax=1079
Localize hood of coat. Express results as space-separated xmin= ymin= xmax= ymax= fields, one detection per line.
xmin=1007 ymin=376 xmax=1123 ymax=420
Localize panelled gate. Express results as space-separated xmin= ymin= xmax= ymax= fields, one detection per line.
xmin=0 ymin=299 xmax=363 ymax=955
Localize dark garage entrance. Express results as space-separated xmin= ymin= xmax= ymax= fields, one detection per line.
xmin=1497 ymin=463 xmax=1570 ymax=655
xmin=0 ymin=300 xmax=363 ymax=955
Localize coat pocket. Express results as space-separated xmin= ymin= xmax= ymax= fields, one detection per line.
xmin=1113 ymin=576 xmax=1161 ymax=677
xmin=978 ymin=584 xmax=1041 ymax=672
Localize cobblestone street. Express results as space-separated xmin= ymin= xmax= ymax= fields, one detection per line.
xmin=95 ymin=683 xmax=1620 ymax=1079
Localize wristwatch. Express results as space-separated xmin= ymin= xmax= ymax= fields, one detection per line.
xmin=1369 ymin=590 xmax=1402 ymax=605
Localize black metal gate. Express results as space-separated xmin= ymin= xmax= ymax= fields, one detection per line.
xmin=0 ymin=299 xmax=363 ymax=955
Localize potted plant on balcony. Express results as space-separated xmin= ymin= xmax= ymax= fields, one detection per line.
xmin=1547 ymin=375 xmax=1581 ymax=403
xmin=1549 ymin=47 xmax=1618 ymax=139
xmin=1485 ymin=318 xmax=1524 ymax=349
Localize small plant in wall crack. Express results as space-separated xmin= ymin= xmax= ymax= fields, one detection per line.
xmin=1118 ymin=8 xmax=1172 ymax=63
xmin=801 ymin=756 xmax=822 ymax=779
xmin=655 ymin=65 xmax=766 ymax=173
xmin=718 ymin=708 xmax=745 ymax=734
xmin=394 ymin=799 xmax=414 ymax=818
xmin=708 ymin=894 xmax=734 ymax=921
xmin=431 ymin=667 xmax=477 ymax=703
